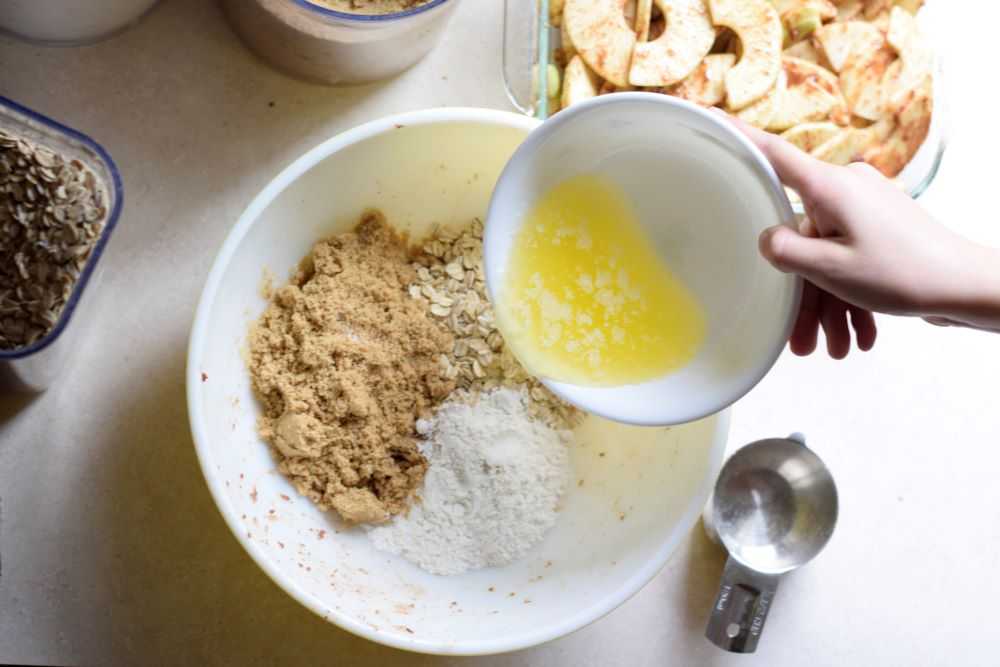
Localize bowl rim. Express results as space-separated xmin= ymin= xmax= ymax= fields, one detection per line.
xmin=485 ymin=93 xmax=802 ymax=427
xmin=290 ymin=0 xmax=452 ymax=22
xmin=186 ymin=107 xmax=730 ymax=655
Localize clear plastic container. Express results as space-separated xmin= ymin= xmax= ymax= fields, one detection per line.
xmin=0 ymin=0 xmax=160 ymax=46
xmin=501 ymin=0 xmax=947 ymax=208
xmin=0 ymin=97 xmax=123 ymax=392
xmin=222 ymin=0 xmax=460 ymax=85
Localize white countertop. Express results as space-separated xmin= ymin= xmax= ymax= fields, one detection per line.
xmin=1 ymin=1 xmax=998 ymax=665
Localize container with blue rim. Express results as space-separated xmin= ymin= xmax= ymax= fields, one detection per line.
xmin=0 ymin=97 xmax=123 ymax=392
xmin=222 ymin=0 xmax=459 ymax=85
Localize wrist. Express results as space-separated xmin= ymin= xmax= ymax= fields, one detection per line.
xmin=931 ymin=244 xmax=1000 ymax=331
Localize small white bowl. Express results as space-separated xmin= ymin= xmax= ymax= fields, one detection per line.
xmin=485 ymin=93 xmax=801 ymax=426
xmin=187 ymin=108 xmax=729 ymax=655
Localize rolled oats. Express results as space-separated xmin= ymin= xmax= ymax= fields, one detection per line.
xmin=410 ymin=221 xmax=583 ymax=430
xmin=0 ymin=128 xmax=108 ymax=350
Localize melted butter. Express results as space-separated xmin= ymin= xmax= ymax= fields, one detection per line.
xmin=496 ymin=174 xmax=706 ymax=386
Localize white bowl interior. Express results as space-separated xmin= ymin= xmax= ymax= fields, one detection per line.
xmin=485 ymin=94 xmax=800 ymax=425
xmin=187 ymin=110 xmax=729 ymax=654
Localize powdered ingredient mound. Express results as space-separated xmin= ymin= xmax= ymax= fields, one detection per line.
xmin=248 ymin=211 xmax=455 ymax=524
xmin=366 ymin=388 xmax=571 ymax=575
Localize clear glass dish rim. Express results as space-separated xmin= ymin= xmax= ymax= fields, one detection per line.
xmin=906 ymin=73 xmax=948 ymax=203
xmin=506 ymin=0 xmax=948 ymax=210
xmin=290 ymin=0 xmax=451 ymax=23
xmin=0 ymin=95 xmax=124 ymax=361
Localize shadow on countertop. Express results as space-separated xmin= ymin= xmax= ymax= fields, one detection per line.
xmin=0 ymin=390 xmax=37 ymax=431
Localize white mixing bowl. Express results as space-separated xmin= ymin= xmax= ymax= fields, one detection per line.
xmin=187 ymin=108 xmax=729 ymax=655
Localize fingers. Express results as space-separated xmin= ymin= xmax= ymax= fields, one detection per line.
xmin=789 ymin=281 xmax=820 ymax=356
xmin=759 ymin=225 xmax=848 ymax=283
xmin=716 ymin=111 xmax=832 ymax=197
xmin=791 ymin=287 xmax=877 ymax=358
xmin=820 ymin=294 xmax=851 ymax=359
xmin=849 ymin=307 xmax=877 ymax=351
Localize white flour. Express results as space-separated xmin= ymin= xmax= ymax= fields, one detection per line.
xmin=366 ymin=388 xmax=572 ymax=575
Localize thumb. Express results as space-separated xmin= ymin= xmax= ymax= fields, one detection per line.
xmin=759 ymin=225 xmax=845 ymax=279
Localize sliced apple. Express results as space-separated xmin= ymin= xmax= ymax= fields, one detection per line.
xmin=598 ymin=81 xmax=638 ymax=94
xmin=863 ymin=78 xmax=932 ymax=176
xmin=782 ymin=1 xmax=837 ymax=42
xmin=781 ymin=121 xmax=842 ymax=152
xmin=840 ymin=44 xmax=897 ymax=120
xmin=634 ymin=0 xmax=654 ymax=40
xmin=561 ymin=54 xmax=603 ymax=109
xmin=773 ymin=0 xmax=836 ymax=21
xmin=894 ymin=0 xmax=924 ymax=14
xmin=784 ymin=38 xmax=821 ymax=64
xmin=671 ymin=53 xmax=737 ymax=106
xmin=834 ymin=0 xmax=864 ymax=22
xmin=885 ymin=5 xmax=933 ymax=110
xmin=710 ymin=0 xmax=784 ymax=110
xmin=629 ymin=0 xmax=716 ymax=86
xmin=565 ymin=0 xmax=637 ymax=87
xmin=863 ymin=0 xmax=892 ymax=19
xmin=561 ymin=12 xmax=577 ymax=60
xmin=767 ymin=56 xmax=843 ymax=131
xmin=811 ymin=116 xmax=893 ymax=164
xmin=551 ymin=0 xmax=567 ymax=26
xmin=736 ymin=69 xmax=787 ymax=128
xmin=814 ymin=20 xmax=883 ymax=72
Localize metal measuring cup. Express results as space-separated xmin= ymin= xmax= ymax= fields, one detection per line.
xmin=704 ymin=434 xmax=838 ymax=653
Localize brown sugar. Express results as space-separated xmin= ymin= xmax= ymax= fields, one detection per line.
xmin=248 ymin=211 xmax=454 ymax=524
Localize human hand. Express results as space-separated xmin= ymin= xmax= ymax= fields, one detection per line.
xmin=727 ymin=116 xmax=1000 ymax=357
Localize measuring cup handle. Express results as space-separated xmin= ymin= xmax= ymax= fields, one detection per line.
xmin=706 ymin=556 xmax=781 ymax=653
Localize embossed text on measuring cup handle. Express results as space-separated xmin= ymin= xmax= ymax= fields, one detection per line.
xmin=705 ymin=557 xmax=781 ymax=654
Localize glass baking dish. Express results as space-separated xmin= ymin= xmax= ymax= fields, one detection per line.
xmin=501 ymin=0 xmax=948 ymax=205
xmin=0 ymin=97 xmax=123 ymax=392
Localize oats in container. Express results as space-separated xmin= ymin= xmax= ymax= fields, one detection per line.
xmin=0 ymin=97 xmax=122 ymax=391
